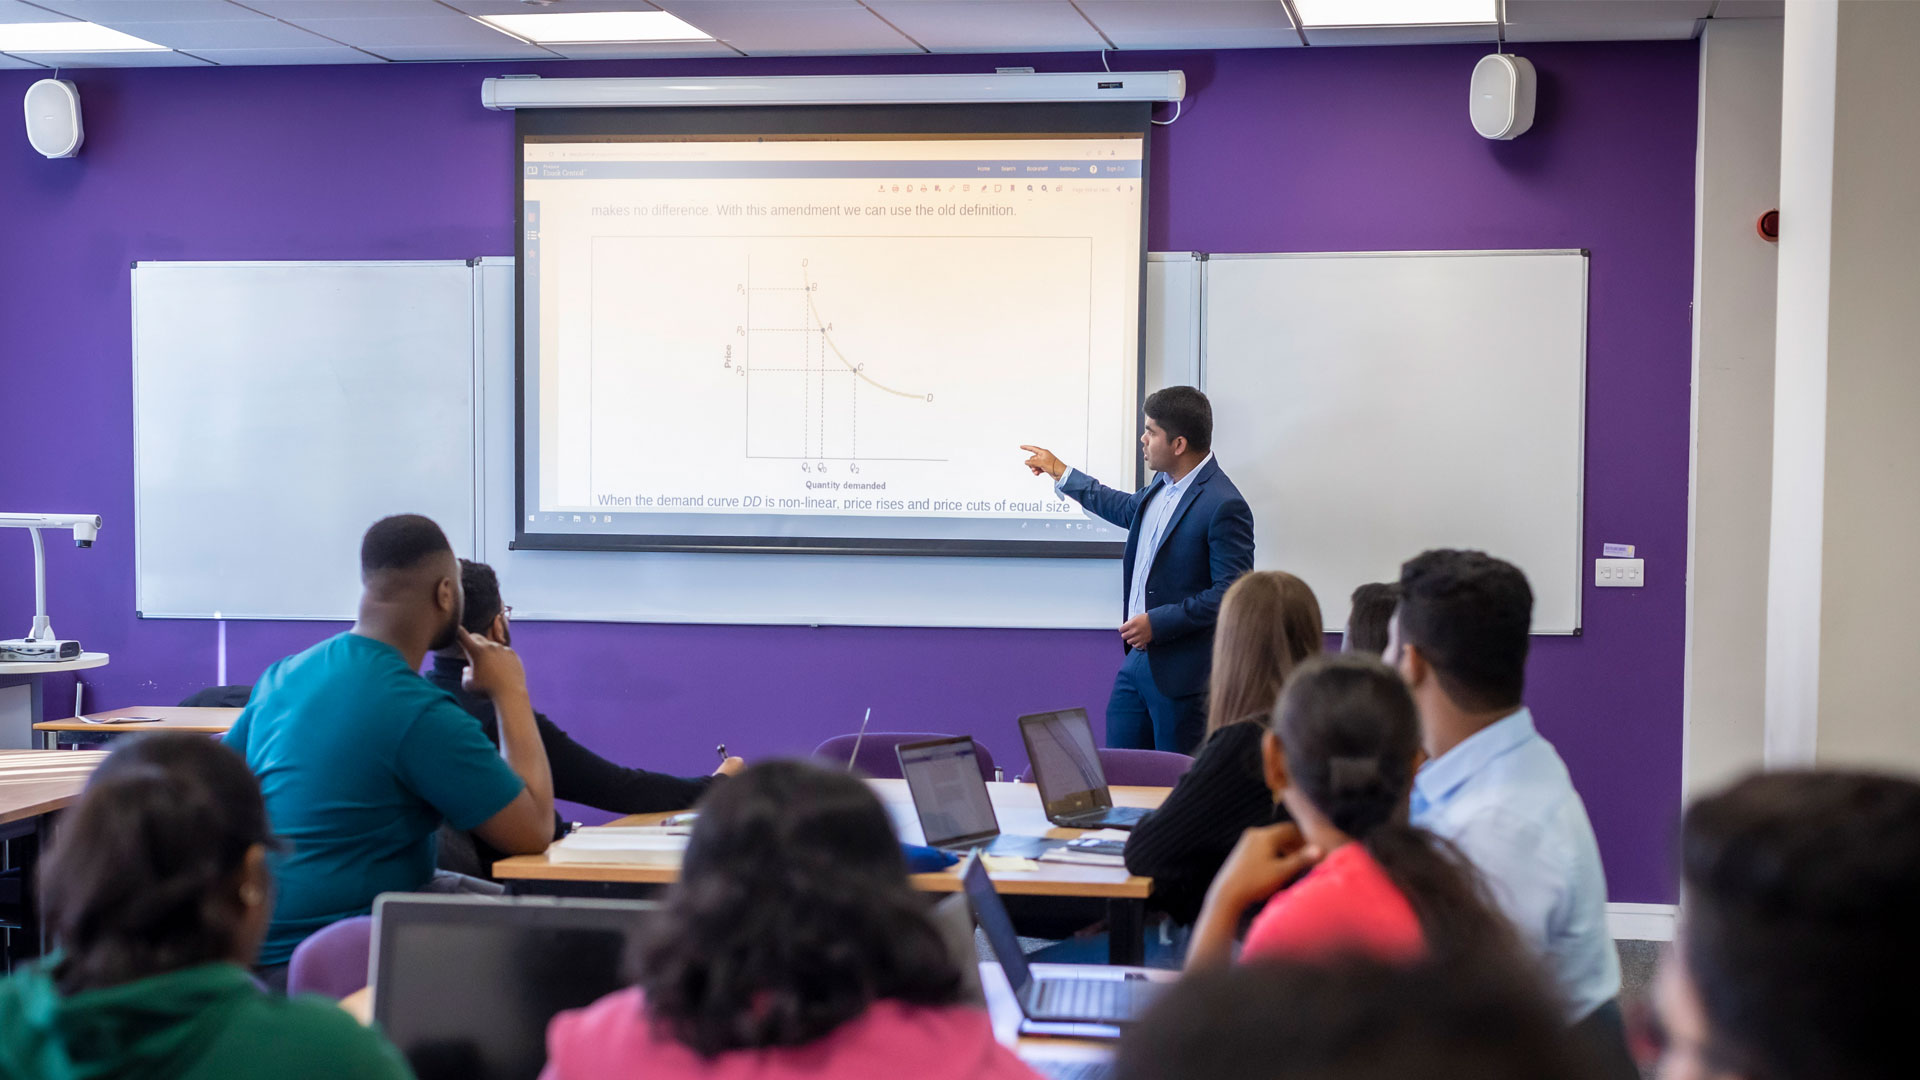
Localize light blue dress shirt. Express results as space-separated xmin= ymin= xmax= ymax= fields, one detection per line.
xmin=1410 ymin=707 xmax=1621 ymax=1022
xmin=1059 ymin=453 xmax=1213 ymax=622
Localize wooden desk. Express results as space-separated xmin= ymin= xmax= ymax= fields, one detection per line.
xmin=34 ymin=706 xmax=239 ymax=749
xmin=0 ymin=749 xmax=108 ymax=827
xmin=0 ymin=652 xmax=109 ymax=749
xmin=495 ymin=779 xmax=1169 ymax=963
xmin=0 ymin=749 xmax=107 ymax=969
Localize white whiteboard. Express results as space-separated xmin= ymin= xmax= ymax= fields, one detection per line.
xmin=133 ymin=262 xmax=479 ymax=619
xmin=1202 ymin=251 xmax=1587 ymax=634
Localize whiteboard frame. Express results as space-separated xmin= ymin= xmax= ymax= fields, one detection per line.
xmin=1201 ymin=249 xmax=1589 ymax=635
xmin=132 ymin=259 xmax=481 ymax=620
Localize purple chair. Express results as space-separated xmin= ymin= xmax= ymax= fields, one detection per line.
xmin=1018 ymin=748 xmax=1194 ymax=788
xmin=812 ymin=732 xmax=999 ymax=781
xmin=286 ymin=915 xmax=373 ymax=1000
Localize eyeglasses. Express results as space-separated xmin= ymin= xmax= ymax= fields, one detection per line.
xmin=501 ymin=605 xmax=513 ymax=619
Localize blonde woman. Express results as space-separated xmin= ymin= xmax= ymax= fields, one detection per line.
xmin=1123 ymin=571 xmax=1324 ymax=930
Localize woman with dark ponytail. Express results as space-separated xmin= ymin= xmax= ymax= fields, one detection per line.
xmin=1186 ymin=654 xmax=1519 ymax=970
xmin=0 ymin=734 xmax=410 ymax=1079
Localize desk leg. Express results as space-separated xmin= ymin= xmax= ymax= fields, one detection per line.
xmin=1106 ymin=898 xmax=1145 ymax=966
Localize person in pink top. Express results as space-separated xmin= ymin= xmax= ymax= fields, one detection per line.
xmin=1186 ymin=654 xmax=1519 ymax=971
xmin=541 ymin=760 xmax=1036 ymax=1080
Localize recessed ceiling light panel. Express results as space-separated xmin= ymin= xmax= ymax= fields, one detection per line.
xmin=475 ymin=11 xmax=713 ymax=45
xmin=1292 ymin=0 xmax=1497 ymax=28
xmin=0 ymin=21 xmax=169 ymax=53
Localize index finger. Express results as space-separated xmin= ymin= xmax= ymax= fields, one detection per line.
xmin=1019 ymin=445 xmax=1045 ymax=455
xmin=454 ymin=625 xmax=483 ymax=655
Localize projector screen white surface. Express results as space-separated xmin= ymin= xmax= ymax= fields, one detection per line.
xmin=518 ymin=115 xmax=1147 ymax=556
xmin=1202 ymin=251 xmax=1587 ymax=634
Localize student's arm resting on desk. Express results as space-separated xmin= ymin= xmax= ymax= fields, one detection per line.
xmin=537 ymin=712 xmax=717 ymax=814
xmin=1145 ymin=495 xmax=1255 ymax=643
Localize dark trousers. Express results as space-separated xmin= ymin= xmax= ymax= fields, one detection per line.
xmin=1105 ymin=647 xmax=1207 ymax=754
xmin=1571 ymin=998 xmax=1642 ymax=1080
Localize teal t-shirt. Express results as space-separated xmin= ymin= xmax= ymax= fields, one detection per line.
xmin=225 ymin=633 xmax=525 ymax=966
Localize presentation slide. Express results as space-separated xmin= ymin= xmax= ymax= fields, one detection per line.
xmin=517 ymin=119 xmax=1144 ymax=556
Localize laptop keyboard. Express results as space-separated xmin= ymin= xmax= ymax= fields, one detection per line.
xmin=1031 ymin=977 xmax=1140 ymax=1021
xmin=1032 ymin=1060 xmax=1116 ymax=1080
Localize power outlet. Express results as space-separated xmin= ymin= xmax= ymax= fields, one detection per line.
xmin=1595 ymin=558 xmax=1645 ymax=588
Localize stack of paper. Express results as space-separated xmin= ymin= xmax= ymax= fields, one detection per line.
xmin=547 ymin=826 xmax=690 ymax=865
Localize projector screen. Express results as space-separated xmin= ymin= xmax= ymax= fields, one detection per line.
xmin=516 ymin=104 xmax=1147 ymax=556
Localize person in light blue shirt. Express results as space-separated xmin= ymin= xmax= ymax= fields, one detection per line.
xmin=1384 ymin=549 xmax=1636 ymax=1080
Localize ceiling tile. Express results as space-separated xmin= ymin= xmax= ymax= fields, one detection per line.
xmin=0 ymin=0 xmax=79 ymax=22
xmin=12 ymin=48 xmax=214 ymax=65
xmin=1305 ymin=23 xmax=1497 ymax=46
xmin=1505 ymin=18 xmax=1701 ymax=41
xmin=96 ymin=18 xmax=335 ymax=48
xmin=1505 ymin=0 xmax=1709 ymax=28
xmin=654 ymin=1 xmax=921 ymax=55
xmin=1077 ymin=1 xmax=1299 ymax=50
xmin=541 ymin=38 xmax=739 ymax=58
xmin=288 ymin=14 xmax=555 ymax=48
xmin=363 ymin=41 xmax=559 ymax=60
xmin=439 ymin=0 xmax=674 ymax=13
xmin=241 ymin=0 xmax=450 ymax=17
xmin=865 ymin=0 xmax=1108 ymax=53
xmin=0 ymin=51 xmax=51 ymax=66
xmin=25 ymin=0 xmax=250 ymax=18
xmin=1710 ymin=0 xmax=1783 ymax=17
xmin=193 ymin=44 xmax=382 ymax=63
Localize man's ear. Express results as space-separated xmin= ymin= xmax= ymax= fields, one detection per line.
xmin=1261 ymin=730 xmax=1290 ymax=800
xmin=438 ymin=576 xmax=458 ymax=613
xmin=1399 ymin=642 xmax=1430 ymax=691
xmin=1169 ymin=434 xmax=1188 ymax=458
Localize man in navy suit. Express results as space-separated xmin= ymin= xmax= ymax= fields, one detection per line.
xmin=1022 ymin=387 xmax=1255 ymax=753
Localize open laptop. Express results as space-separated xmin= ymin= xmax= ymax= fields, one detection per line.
xmin=1019 ymin=709 xmax=1150 ymax=830
xmin=897 ymin=736 xmax=1060 ymax=858
xmin=959 ymin=852 xmax=1163 ymax=1027
xmin=371 ymin=894 xmax=656 ymax=1080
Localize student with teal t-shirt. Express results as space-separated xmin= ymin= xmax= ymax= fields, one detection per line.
xmin=0 ymin=734 xmax=412 ymax=1080
xmin=224 ymin=515 xmax=555 ymax=974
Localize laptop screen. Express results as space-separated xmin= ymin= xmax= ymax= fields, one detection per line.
xmin=1021 ymin=709 xmax=1111 ymax=817
xmin=372 ymin=895 xmax=655 ymax=1080
xmin=897 ymin=737 xmax=1000 ymax=848
xmin=959 ymin=852 xmax=1032 ymax=996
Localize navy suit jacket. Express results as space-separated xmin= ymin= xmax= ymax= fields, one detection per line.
xmin=1060 ymin=457 xmax=1255 ymax=698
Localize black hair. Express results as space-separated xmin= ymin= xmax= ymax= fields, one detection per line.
xmin=458 ymin=558 xmax=503 ymax=635
xmin=1144 ymin=385 xmax=1213 ymax=454
xmin=1344 ymin=582 xmax=1400 ymax=655
xmin=1116 ymin=955 xmax=1597 ymax=1080
xmin=1395 ymin=549 xmax=1532 ymax=711
xmin=1679 ymin=770 xmax=1920 ymax=1080
xmin=39 ymin=734 xmax=277 ymax=995
xmin=1271 ymin=654 xmax=1518 ymax=964
xmin=360 ymin=513 xmax=452 ymax=575
xmin=635 ymin=760 xmax=962 ymax=1057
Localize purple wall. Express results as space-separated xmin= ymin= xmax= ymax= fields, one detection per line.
xmin=0 ymin=42 xmax=1696 ymax=902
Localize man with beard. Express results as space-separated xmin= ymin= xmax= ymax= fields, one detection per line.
xmin=224 ymin=515 xmax=553 ymax=987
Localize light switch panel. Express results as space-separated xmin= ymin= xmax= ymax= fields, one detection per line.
xmin=1595 ymin=558 xmax=1645 ymax=588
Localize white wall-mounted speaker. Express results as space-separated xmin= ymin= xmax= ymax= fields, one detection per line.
xmin=1469 ymin=54 xmax=1535 ymax=141
xmin=24 ymin=79 xmax=83 ymax=159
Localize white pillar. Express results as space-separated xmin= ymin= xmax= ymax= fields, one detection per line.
xmin=1683 ymin=17 xmax=1782 ymax=799
xmin=1765 ymin=0 xmax=1920 ymax=769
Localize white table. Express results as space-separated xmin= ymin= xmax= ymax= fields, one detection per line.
xmin=0 ymin=653 xmax=108 ymax=749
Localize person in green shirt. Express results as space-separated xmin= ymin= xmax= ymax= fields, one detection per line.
xmin=0 ymin=733 xmax=412 ymax=1080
